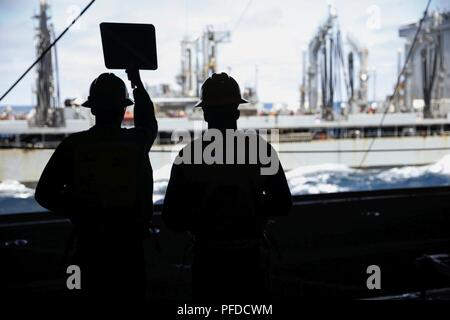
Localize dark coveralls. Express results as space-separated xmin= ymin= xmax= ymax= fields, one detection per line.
xmin=162 ymin=132 xmax=292 ymax=301
xmin=35 ymin=86 xmax=157 ymax=303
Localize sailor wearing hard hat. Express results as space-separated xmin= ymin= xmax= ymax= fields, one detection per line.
xmin=35 ymin=69 xmax=157 ymax=304
xmin=162 ymin=72 xmax=292 ymax=301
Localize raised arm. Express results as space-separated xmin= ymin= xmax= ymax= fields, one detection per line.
xmin=126 ymin=68 xmax=158 ymax=148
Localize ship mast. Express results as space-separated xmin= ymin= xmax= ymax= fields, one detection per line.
xmin=347 ymin=34 xmax=369 ymax=112
xmin=31 ymin=0 xmax=64 ymax=127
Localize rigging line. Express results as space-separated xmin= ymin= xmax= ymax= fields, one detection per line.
xmin=232 ymin=0 xmax=253 ymax=33
xmin=0 ymin=0 xmax=97 ymax=103
xmin=358 ymin=0 xmax=433 ymax=168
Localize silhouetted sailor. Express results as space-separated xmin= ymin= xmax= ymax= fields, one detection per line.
xmin=35 ymin=70 xmax=157 ymax=304
xmin=162 ymin=72 xmax=292 ymax=301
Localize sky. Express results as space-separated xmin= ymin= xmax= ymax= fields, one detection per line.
xmin=0 ymin=0 xmax=449 ymax=107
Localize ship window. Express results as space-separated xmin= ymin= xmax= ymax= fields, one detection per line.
xmin=430 ymin=125 xmax=442 ymax=135
xmin=416 ymin=126 xmax=429 ymax=136
xmin=380 ymin=127 xmax=396 ymax=137
xmin=363 ymin=127 xmax=379 ymax=138
xmin=401 ymin=127 xmax=416 ymax=136
xmin=346 ymin=128 xmax=361 ymax=139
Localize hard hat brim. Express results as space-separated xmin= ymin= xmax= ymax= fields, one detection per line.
xmin=194 ymin=97 xmax=249 ymax=108
xmin=82 ymin=98 xmax=134 ymax=108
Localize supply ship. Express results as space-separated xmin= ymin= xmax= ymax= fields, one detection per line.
xmin=1 ymin=3 xmax=450 ymax=183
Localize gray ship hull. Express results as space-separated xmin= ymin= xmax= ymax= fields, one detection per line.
xmin=3 ymin=113 xmax=450 ymax=182
xmin=2 ymin=135 xmax=450 ymax=183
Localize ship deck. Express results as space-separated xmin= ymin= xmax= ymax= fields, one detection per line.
xmin=1 ymin=186 xmax=449 ymax=301
xmin=2 ymin=113 xmax=450 ymax=135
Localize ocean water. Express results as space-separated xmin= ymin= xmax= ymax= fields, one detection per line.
xmin=0 ymin=180 xmax=41 ymax=214
xmin=3 ymin=155 xmax=450 ymax=215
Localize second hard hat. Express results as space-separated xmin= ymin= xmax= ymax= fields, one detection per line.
xmin=194 ymin=72 xmax=248 ymax=108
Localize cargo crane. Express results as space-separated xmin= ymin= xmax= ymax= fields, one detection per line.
xmin=419 ymin=15 xmax=444 ymax=119
xmin=347 ymin=34 xmax=369 ymax=113
xmin=307 ymin=7 xmax=337 ymax=118
xmin=306 ymin=7 xmax=368 ymax=120
xmin=177 ymin=25 xmax=231 ymax=97
xmin=178 ymin=38 xmax=197 ymax=97
xmin=399 ymin=11 xmax=449 ymax=118
xmin=299 ymin=50 xmax=307 ymax=113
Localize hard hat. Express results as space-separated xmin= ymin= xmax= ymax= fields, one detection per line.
xmin=82 ymin=73 xmax=134 ymax=108
xmin=194 ymin=72 xmax=248 ymax=108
